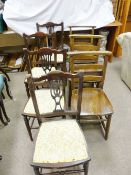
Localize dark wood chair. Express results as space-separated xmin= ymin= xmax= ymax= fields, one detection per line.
xmin=69 ymin=50 xmax=114 ymax=140
xmin=36 ymin=22 xmax=64 ymax=49
xmin=25 ymin=71 xmax=90 ymax=175
xmin=23 ymin=47 xmax=67 ymax=97
xmin=22 ymin=70 xmax=83 ymax=141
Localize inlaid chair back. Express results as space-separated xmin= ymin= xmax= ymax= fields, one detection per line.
xmin=36 ymin=22 xmax=64 ymax=49
xmin=69 ymin=51 xmax=112 ymax=89
xmin=27 ymin=70 xmax=83 ymax=122
xmin=24 ymin=47 xmax=67 ymax=75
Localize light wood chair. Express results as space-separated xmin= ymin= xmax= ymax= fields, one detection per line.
xmin=69 ymin=50 xmax=114 ymax=140
xmin=36 ymin=22 xmax=64 ymax=49
xmin=22 ymin=70 xmax=83 ymax=141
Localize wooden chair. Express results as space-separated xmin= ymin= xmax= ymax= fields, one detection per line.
xmin=36 ymin=22 xmax=64 ymax=49
xmin=23 ymin=48 xmax=67 ymax=97
xmin=69 ymin=50 xmax=114 ymax=140
xmin=22 ymin=70 xmax=83 ymax=141
xmin=21 ymin=32 xmax=53 ymax=71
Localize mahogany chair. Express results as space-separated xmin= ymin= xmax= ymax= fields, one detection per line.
xmin=69 ymin=50 xmax=114 ymax=140
xmin=21 ymin=32 xmax=53 ymax=71
xmin=36 ymin=22 xmax=64 ymax=49
xmin=23 ymin=47 xmax=67 ymax=97
xmin=22 ymin=70 xmax=83 ymax=141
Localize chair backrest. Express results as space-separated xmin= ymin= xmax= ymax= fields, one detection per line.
xmin=24 ymin=47 xmax=67 ymax=73
xmin=36 ymin=22 xmax=64 ymax=49
xmin=27 ymin=70 xmax=83 ymax=122
xmin=69 ymin=50 xmax=112 ymax=89
xmin=23 ymin=32 xmax=53 ymax=50
xmin=69 ymin=34 xmax=104 ymax=51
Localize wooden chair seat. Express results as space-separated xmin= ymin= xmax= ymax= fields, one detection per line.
xmin=23 ymin=89 xmax=64 ymax=117
xmin=33 ymin=119 xmax=89 ymax=164
xmin=71 ymin=88 xmax=113 ymax=116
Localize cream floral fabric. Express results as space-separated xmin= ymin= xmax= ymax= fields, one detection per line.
xmin=31 ymin=67 xmax=56 ymax=78
xmin=24 ymin=89 xmax=64 ymax=115
xmin=33 ymin=120 xmax=88 ymax=164
xmin=51 ymin=54 xmax=63 ymax=63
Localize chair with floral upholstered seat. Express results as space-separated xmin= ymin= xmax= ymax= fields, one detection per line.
xmin=23 ymin=47 xmax=67 ymax=97
xmin=22 ymin=70 xmax=83 ymax=141
xmin=24 ymin=70 xmax=90 ymax=174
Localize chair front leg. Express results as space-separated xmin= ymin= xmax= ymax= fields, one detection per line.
xmin=33 ymin=166 xmax=40 ymax=175
xmin=0 ymin=104 xmax=8 ymax=125
xmin=23 ymin=115 xmax=33 ymax=141
xmin=83 ymin=162 xmax=89 ymax=175
xmin=4 ymin=77 xmax=13 ymax=99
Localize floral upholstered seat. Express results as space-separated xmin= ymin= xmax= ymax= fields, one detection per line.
xmin=33 ymin=119 xmax=88 ymax=164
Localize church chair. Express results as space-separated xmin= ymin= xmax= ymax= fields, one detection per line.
xmin=69 ymin=50 xmax=114 ymax=140
xmin=22 ymin=70 xmax=83 ymax=141
xmin=23 ymin=47 xmax=67 ymax=97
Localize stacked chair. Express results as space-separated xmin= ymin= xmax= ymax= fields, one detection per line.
xmin=21 ymin=24 xmax=114 ymax=175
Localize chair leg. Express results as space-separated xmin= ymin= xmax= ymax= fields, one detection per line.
xmin=105 ymin=115 xmax=112 ymax=140
xmin=23 ymin=115 xmax=33 ymax=141
xmin=4 ymin=77 xmax=13 ymax=99
xmin=0 ymin=96 xmax=10 ymax=122
xmin=0 ymin=105 xmax=8 ymax=125
xmin=83 ymin=162 xmax=89 ymax=175
xmin=33 ymin=166 xmax=40 ymax=175
xmin=24 ymin=82 xmax=30 ymax=98
xmin=0 ymin=155 xmax=2 ymax=160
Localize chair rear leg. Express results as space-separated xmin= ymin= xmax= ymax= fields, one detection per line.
xmin=105 ymin=115 xmax=112 ymax=140
xmin=4 ymin=78 xmax=13 ymax=99
xmin=23 ymin=115 xmax=33 ymax=141
xmin=24 ymin=82 xmax=30 ymax=98
xmin=0 ymin=96 xmax=10 ymax=122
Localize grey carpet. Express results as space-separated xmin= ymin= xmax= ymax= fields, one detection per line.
xmin=0 ymin=59 xmax=131 ymax=175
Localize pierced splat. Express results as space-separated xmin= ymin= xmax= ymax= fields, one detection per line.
xmin=49 ymin=79 xmax=64 ymax=112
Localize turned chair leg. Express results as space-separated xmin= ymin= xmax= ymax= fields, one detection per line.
xmin=105 ymin=115 xmax=112 ymax=140
xmin=23 ymin=115 xmax=33 ymax=141
xmin=4 ymin=77 xmax=13 ymax=99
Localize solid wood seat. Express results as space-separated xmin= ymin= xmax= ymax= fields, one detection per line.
xmin=69 ymin=50 xmax=113 ymax=140
xmin=33 ymin=119 xmax=88 ymax=164
xmin=72 ymin=88 xmax=113 ymax=116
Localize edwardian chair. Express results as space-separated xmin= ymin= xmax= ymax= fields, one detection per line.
xmin=26 ymin=71 xmax=90 ymax=175
xmin=36 ymin=22 xmax=64 ymax=49
xmin=23 ymin=47 xmax=67 ymax=97
xmin=22 ymin=70 xmax=83 ymax=141
xmin=69 ymin=50 xmax=114 ymax=140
